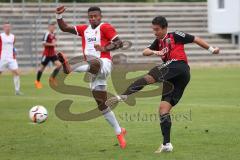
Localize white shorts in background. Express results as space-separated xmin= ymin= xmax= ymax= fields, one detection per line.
xmin=0 ymin=59 xmax=19 ymax=72
xmin=90 ymin=58 xmax=112 ymax=90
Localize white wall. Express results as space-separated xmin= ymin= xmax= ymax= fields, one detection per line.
xmin=208 ymin=0 xmax=240 ymax=34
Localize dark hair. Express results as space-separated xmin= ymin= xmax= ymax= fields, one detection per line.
xmin=152 ymin=16 xmax=168 ymax=28
xmin=88 ymin=6 xmax=101 ymax=13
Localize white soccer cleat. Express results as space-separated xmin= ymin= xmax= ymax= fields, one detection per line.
xmin=154 ymin=143 xmax=173 ymax=153
xmin=105 ymin=95 xmax=128 ymax=107
xmin=116 ymin=95 xmax=127 ymax=102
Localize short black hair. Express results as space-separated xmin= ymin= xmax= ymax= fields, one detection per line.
xmin=152 ymin=16 xmax=168 ymax=28
xmin=88 ymin=6 xmax=101 ymax=13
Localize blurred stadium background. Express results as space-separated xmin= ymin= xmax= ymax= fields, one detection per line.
xmin=0 ymin=0 xmax=240 ymax=68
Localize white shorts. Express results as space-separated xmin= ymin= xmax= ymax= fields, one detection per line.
xmin=90 ymin=58 xmax=112 ymax=90
xmin=0 ymin=59 xmax=19 ymax=72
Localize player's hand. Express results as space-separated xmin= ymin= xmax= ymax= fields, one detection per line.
xmin=94 ymin=44 xmax=106 ymax=52
xmin=212 ymin=47 xmax=220 ymax=54
xmin=153 ymin=50 xmax=164 ymax=56
xmin=56 ymin=5 xmax=66 ymax=14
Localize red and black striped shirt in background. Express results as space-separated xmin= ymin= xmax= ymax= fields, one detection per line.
xmin=42 ymin=32 xmax=56 ymax=57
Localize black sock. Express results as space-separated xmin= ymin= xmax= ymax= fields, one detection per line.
xmin=160 ymin=113 xmax=172 ymax=145
xmin=51 ymin=68 xmax=60 ymax=78
xmin=36 ymin=71 xmax=43 ymax=81
xmin=123 ymin=77 xmax=148 ymax=95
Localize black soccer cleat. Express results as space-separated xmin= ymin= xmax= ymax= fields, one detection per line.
xmin=57 ymin=52 xmax=71 ymax=74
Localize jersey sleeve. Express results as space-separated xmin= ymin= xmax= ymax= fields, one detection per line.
xmin=173 ymin=31 xmax=195 ymax=44
xmin=13 ymin=35 xmax=15 ymax=44
xmin=147 ymin=39 xmax=159 ymax=50
xmin=42 ymin=32 xmax=49 ymax=43
xmin=74 ymin=25 xmax=87 ymax=37
xmin=101 ymin=23 xmax=118 ymax=41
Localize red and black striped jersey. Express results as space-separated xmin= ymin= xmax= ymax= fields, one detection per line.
xmin=42 ymin=32 xmax=56 ymax=57
xmin=148 ymin=31 xmax=195 ymax=63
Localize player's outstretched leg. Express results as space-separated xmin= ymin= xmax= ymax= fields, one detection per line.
xmin=57 ymin=52 xmax=71 ymax=74
xmin=92 ymin=87 xmax=127 ymax=149
xmin=105 ymin=74 xmax=156 ymax=107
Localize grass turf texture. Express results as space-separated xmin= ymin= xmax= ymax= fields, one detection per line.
xmin=0 ymin=66 xmax=240 ymax=160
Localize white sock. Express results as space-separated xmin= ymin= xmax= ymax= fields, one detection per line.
xmin=73 ymin=64 xmax=90 ymax=73
xmin=13 ymin=75 xmax=20 ymax=92
xmin=102 ymin=107 xmax=122 ymax=135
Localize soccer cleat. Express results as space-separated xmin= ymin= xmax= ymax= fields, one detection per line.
xmin=49 ymin=77 xmax=58 ymax=87
xmin=154 ymin=143 xmax=173 ymax=153
xmin=105 ymin=95 xmax=128 ymax=108
xmin=35 ymin=80 xmax=42 ymax=89
xmin=57 ymin=52 xmax=71 ymax=74
xmin=15 ymin=90 xmax=24 ymax=96
xmin=117 ymin=128 xmax=127 ymax=149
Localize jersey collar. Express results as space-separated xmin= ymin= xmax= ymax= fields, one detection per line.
xmin=159 ymin=31 xmax=168 ymax=41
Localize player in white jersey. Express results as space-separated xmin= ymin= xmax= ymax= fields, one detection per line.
xmin=0 ymin=22 xmax=23 ymax=95
xmin=55 ymin=6 xmax=127 ymax=149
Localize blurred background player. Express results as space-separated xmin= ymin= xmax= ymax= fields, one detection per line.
xmin=55 ymin=6 xmax=127 ymax=149
xmin=35 ymin=21 xmax=61 ymax=89
xmin=0 ymin=21 xmax=23 ymax=95
xmin=106 ymin=16 xmax=220 ymax=153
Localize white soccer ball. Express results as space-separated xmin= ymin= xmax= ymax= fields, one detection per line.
xmin=29 ymin=105 xmax=48 ymax=123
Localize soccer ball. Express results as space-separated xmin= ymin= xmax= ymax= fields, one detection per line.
xmin=29 ymin=105 xmax=48 ymax=123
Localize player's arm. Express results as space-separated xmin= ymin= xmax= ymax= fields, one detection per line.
xmin=94 ymin=24 xmax=123 ymax=52
xmin=193 ymin=36 xmax=220 ymax=54
xmin=143 ymin=48 xmax=164 ymax=56
xmin=105 ymin=37 xmax=123 ymax=51
xmin=143 ymin=39 xmax=164 ymax=56
xmin=94 ymin=37 xmax=123 ymax=52
xmin=13 ymin=36 xmax=17 ymax=55
xmin=174 ymin=31 xmax=220 ymax=54
xmin=55 ymin=5 xmax=76 ymax=34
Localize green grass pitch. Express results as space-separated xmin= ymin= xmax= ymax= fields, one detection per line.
xmin=0 ymin=66 xmax=240 ymax=160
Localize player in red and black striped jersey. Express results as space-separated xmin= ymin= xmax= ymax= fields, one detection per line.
xmin=35 ymin=22 xmax=62 ymax=89
xmin=147 ymin=30 xmax=195 ymax=63
xmin=106 ymin=16 xmax=220 ymax=153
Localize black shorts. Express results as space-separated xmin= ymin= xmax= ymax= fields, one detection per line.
xmin=148 ymin=60 xmax=190 ymax=106
xmin=41 ymin=55 xmax=58 ymax=66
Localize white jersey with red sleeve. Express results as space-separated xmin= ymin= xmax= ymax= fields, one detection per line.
xmin=74 ymin=23 xmax=118 ymax=61
xmin=0 ymin=32 xmax=15 ymax=60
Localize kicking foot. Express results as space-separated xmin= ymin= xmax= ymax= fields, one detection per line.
xmin=117 ymin=128 xmax=127 ymax=149
xmin=34 ymin=80 xmax=42 ymax=89
xmin=154 ymin=143 xmax=173 ymax=153
xmin=105 ymin=95 xmax=128 ymax=107
xmin=57 ymin=52 xmax=71 ymax=74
